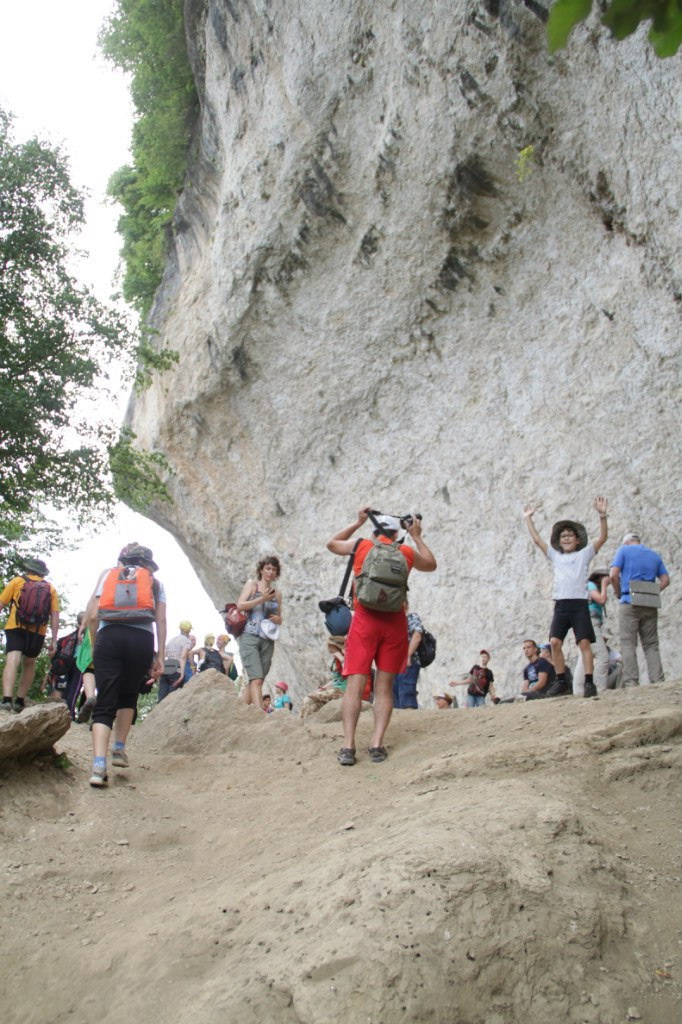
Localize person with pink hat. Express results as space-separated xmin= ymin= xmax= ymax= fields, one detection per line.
xmin=273 ymin=681 xmax=292 ymax=711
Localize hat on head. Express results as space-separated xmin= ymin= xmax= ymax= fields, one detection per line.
xmin=589 ymin=567 xmax=609 ymax=582
xmin=22 ymin=557 xmax=49 ymax=577
xmin=550 ymin=520 xmax=588 ymax=552
xmin=480 ymin=649 xmax=490 ymax=657
xmin=622 ymin=532 xmax=640 ymax=544
xmin=327 ymin=635 xmax=346 ymax=651
xmin=275 ymin=681 xmax=288 ymax=693
xmin=434 ymin=692 xmax=453 ymax=704
xmin=118 ymin=542 xmax=159 ymax=572
xmin=374 ymin=514 xmax=401 ymax=533
xmin=179 ymin=620 xmax=192 ymax=632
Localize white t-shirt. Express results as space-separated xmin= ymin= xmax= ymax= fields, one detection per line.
xmin=546 ymin=544 xmax=595 ymax=600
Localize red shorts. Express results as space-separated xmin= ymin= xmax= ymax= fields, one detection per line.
xmin=343 ymin=606 xmax=408 ymax=676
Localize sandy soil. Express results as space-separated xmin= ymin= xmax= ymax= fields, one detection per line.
xmin=1 ymin=675 xmax=681 ymax=1024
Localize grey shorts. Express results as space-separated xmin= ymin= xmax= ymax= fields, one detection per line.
xmin=239 ymin=632 xmax=274 ymax=681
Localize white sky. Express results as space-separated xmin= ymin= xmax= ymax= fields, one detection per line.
xmin=0 ymin=0 xmax=225 ymax=643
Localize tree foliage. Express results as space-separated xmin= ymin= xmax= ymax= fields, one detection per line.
xmin=99 ymin=0 xmax=198 ymax=316
xmin=548 ymin=0 xmax=682 ymax=57
xmin=0 ymin=110 xmax=170 ymax=581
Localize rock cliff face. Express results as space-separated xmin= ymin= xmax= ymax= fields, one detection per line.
xmin=127 ymin=0 xmax=681 ymax=695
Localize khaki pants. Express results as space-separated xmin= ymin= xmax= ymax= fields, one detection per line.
xmin=618 ymin=603 xmax=664 ymax=687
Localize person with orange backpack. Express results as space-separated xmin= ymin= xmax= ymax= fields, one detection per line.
xmin=0 ymin=557 xmax=60 ymax=714
xmin=80 ymin=543 xmax=166 ymax=788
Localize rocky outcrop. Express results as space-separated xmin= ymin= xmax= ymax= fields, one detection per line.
xmin=127 ymin=1 xmax=681 ymax=698
xmin=0 ymin=702 xmax=71 ymax=761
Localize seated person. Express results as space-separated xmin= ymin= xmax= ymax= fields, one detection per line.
xmin=520 ymin=639 xmax=556 ymax=700
xmin=540 ymin=641 xmax=573 ymax=692
xmin=273 ymin=681 xmax=293 ymax=710
xmin=433 ymin=692 xmax=453 ymax=709
xmin=262 ymin=694 xmax=273 ymax=713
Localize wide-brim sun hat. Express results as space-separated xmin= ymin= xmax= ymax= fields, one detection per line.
xmin=118 ymin=542 xmax=159 ymax=572
xmin=23 ymin=557 xmax=49 ymax=576
xmin=260 ymin=619 xmax=280 ymax=641
xmin=550 ymin=520 xmax=588 ymax=551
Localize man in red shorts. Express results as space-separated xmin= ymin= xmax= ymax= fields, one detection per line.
xmin=327 ymin=506 xmax=437 ymax=766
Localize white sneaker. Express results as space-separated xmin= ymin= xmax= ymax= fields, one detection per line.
xmin=89 ymin=767 xmax=108 ymax=787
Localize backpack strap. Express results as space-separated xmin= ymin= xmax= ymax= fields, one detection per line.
xmin=338 ymin=540 xmax=361 ymax=598
xmin=367 ymin=510 xmax=393 ymax=538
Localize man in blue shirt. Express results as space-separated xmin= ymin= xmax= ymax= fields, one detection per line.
xmin=610 ymin=533 xmax=670 ymax=688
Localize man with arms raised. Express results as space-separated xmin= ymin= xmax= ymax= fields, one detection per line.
xmin=327 ymin=506 xmax=437 ymax=766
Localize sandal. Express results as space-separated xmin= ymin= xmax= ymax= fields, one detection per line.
xmin=368 ymin=746 xmax=388 ymax=763
xmin=337 ymin=747 xmax=356 ymax=766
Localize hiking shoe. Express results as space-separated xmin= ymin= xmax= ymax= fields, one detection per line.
xmin=583 ymin=680 xmax=598 ymax=698
xmin=112 ymin=749 xmax=129 ymax=769
xmin=546 ymin=680 xmax=570 ymax=698
xmin=12 ymin=700 xmax=25 ymax=713
xmin=78 ymin=696 xmax=97 ymax=724
xmin=337 ymin=747 xmax=356 ymax=766
xmin=0 ymin=702 xmax=13 ymax=714
xmin=89 ymin=767 xmax=108 ymax=788
xmin=368 ymin=746 xmax=388 ymax=763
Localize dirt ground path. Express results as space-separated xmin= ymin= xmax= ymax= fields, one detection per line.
xmin=2 ymin=676 xmax=681 ymax=1024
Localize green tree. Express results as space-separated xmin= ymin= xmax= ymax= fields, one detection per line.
xmin=0 ymin=110 xmax=170 ymax=581
xmin=548 ymin=0 xmax=682 ymax=57
xmin=99 ymin=0 xmax=198 ymax=315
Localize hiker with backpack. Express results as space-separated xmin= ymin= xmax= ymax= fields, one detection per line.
xmin=327 ymin=506 xmax=437 ymax=766
xmin=81 ymin=543 xmax=166 ymax=788
xmin=193 ymin=633 xmax=231 ymax=675
xmin=0 ymin=557 xmax=60 ymax=714
xmin=216 ymin=635 xmax=235 ymax=675
xmin=45 ymin=612 xmax=88 ymax=718
xmin=157 ymin=619 xmax=194 ymax=702
xmin=236 ymin=555 xmax=283 ymax=709
xmin=392 ymin=601 xmax=425 ymax=710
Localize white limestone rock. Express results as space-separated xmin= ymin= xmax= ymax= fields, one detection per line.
xmin=126 ymin=1 xmax=681 ymax=700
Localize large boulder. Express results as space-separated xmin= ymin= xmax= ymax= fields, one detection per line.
xmin=0 ymin=702 xmax=71 ymax=761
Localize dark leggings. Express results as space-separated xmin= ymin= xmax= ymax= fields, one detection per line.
xmin=92 ymin=625 xmax=154 ymax=729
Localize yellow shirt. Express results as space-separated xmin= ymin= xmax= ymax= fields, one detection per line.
xmin=0 ymin=575 xmax=60 ymax=635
